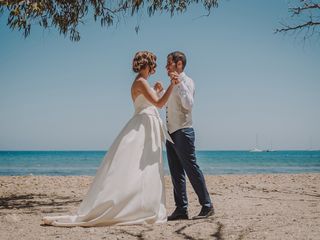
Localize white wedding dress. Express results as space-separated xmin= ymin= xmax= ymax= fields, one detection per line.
xmin=42 ymin=93 xmax=172 ymax=227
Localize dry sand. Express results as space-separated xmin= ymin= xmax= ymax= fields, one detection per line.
xmin=0 ymin=174 xmax=319 ymax=240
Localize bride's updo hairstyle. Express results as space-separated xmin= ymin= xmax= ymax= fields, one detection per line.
xmin=132 ymin=51 xmax=157 ymax=73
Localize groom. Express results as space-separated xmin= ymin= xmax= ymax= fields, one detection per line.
xmin=165 ymin=51 xmax=214 ymax=220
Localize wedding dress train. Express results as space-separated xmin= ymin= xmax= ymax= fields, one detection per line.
xmin=42 ymin=93 xmax=172 ymax=226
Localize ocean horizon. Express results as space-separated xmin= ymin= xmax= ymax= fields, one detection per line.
xmin=0 ymin=150 xmax=319 ymax=176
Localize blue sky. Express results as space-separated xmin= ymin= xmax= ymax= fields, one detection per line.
xmin=1 ymin=0 xmax=319 ymax=150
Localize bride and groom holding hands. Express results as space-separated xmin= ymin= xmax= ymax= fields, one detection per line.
xmin=43 ymin=51 xmax=214 ymax=227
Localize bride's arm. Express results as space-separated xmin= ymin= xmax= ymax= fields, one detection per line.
xmin=136 ymin=78 xmax=175 ymax=108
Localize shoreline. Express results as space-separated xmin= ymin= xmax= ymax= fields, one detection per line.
xmin=1 ymin=172 xmax=320 ymax=177
xmin=1 ymin=172 xmax=320 ymax=176
xmin=1 ymin=149 xmax=320 ymax=151
xmin=1 ymin=174 xmax=319 ymax=239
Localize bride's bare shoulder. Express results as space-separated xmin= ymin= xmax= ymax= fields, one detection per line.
xmin=133 ymin=77 xmax=149 ymax=89
xmin=132 ymin=78 xmax=146 ymax=99
xmin=135 ymin=77 xmax=147 ymax=83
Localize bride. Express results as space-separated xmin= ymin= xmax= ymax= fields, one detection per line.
xmin=42 ymin=51 xmax=179 ymax=227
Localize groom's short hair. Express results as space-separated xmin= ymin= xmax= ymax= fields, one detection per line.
xmin=167 ymin=51 xmax=187 ymax=70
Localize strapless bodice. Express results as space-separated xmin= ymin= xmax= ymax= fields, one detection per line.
xmin=133 ymin=94 xmax=159 ymax=116
xmin=132 ymin=93 xmax=173 ymax=144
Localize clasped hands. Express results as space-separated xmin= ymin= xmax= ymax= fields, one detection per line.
xmin=154 ymin=71 xmax=180 ymax=93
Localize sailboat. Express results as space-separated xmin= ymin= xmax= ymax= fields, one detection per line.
xmin=250 ymin=134 xmax=263 ymax=152
xmin=265 ymin=140 xmax=274 ymax=152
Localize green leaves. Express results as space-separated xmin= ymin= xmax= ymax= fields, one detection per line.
xmin=0 ymin=0 xmax=218 ymax=41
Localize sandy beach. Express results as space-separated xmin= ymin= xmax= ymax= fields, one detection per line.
xmin=0 ymin=174 xmax=319 ymax=240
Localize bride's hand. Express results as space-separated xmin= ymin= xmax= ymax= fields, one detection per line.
xmin=154 ymin=81 xmax=164 ymax=93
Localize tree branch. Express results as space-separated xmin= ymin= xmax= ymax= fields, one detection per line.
xmin=275 ymin=20 xmax=320 ymax=33
xmin=275 ymin=0 xmax=320 ymax=42
xmin=0 ymin=0 xmax=218 ymax=41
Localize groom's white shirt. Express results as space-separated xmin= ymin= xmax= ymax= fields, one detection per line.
xmin=165 ymin=72 xmax=195 ymax=134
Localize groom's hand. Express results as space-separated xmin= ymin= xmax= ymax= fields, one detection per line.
xmin=169 ymin=72 xmax=180 ymax=85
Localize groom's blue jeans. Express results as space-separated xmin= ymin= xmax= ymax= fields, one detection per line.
xmin=166 ymin=128 xmax=212 ymax=210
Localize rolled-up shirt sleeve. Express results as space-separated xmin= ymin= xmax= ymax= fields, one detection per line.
xmin=177 ymin=79 xmax=194 ymax=111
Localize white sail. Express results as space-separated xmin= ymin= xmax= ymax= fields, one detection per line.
xmin=250 ymin=134 xmax=263 ymax=152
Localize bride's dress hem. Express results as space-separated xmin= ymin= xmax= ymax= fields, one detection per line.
xmin=42 ymin=93 xmax=168 ymax=227
xmin=42 ymin=215 xmax=167 ymax=227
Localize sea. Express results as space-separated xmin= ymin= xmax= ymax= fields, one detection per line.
xmin=0 ymin=151 xmax=319 ymax=176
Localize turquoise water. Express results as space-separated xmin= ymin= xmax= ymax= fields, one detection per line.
xmin=0 ymin=151 xmax=319 ymax=176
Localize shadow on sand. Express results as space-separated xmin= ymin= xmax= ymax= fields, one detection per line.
xmin=0 ymin=194 xmax=81 ymax=210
